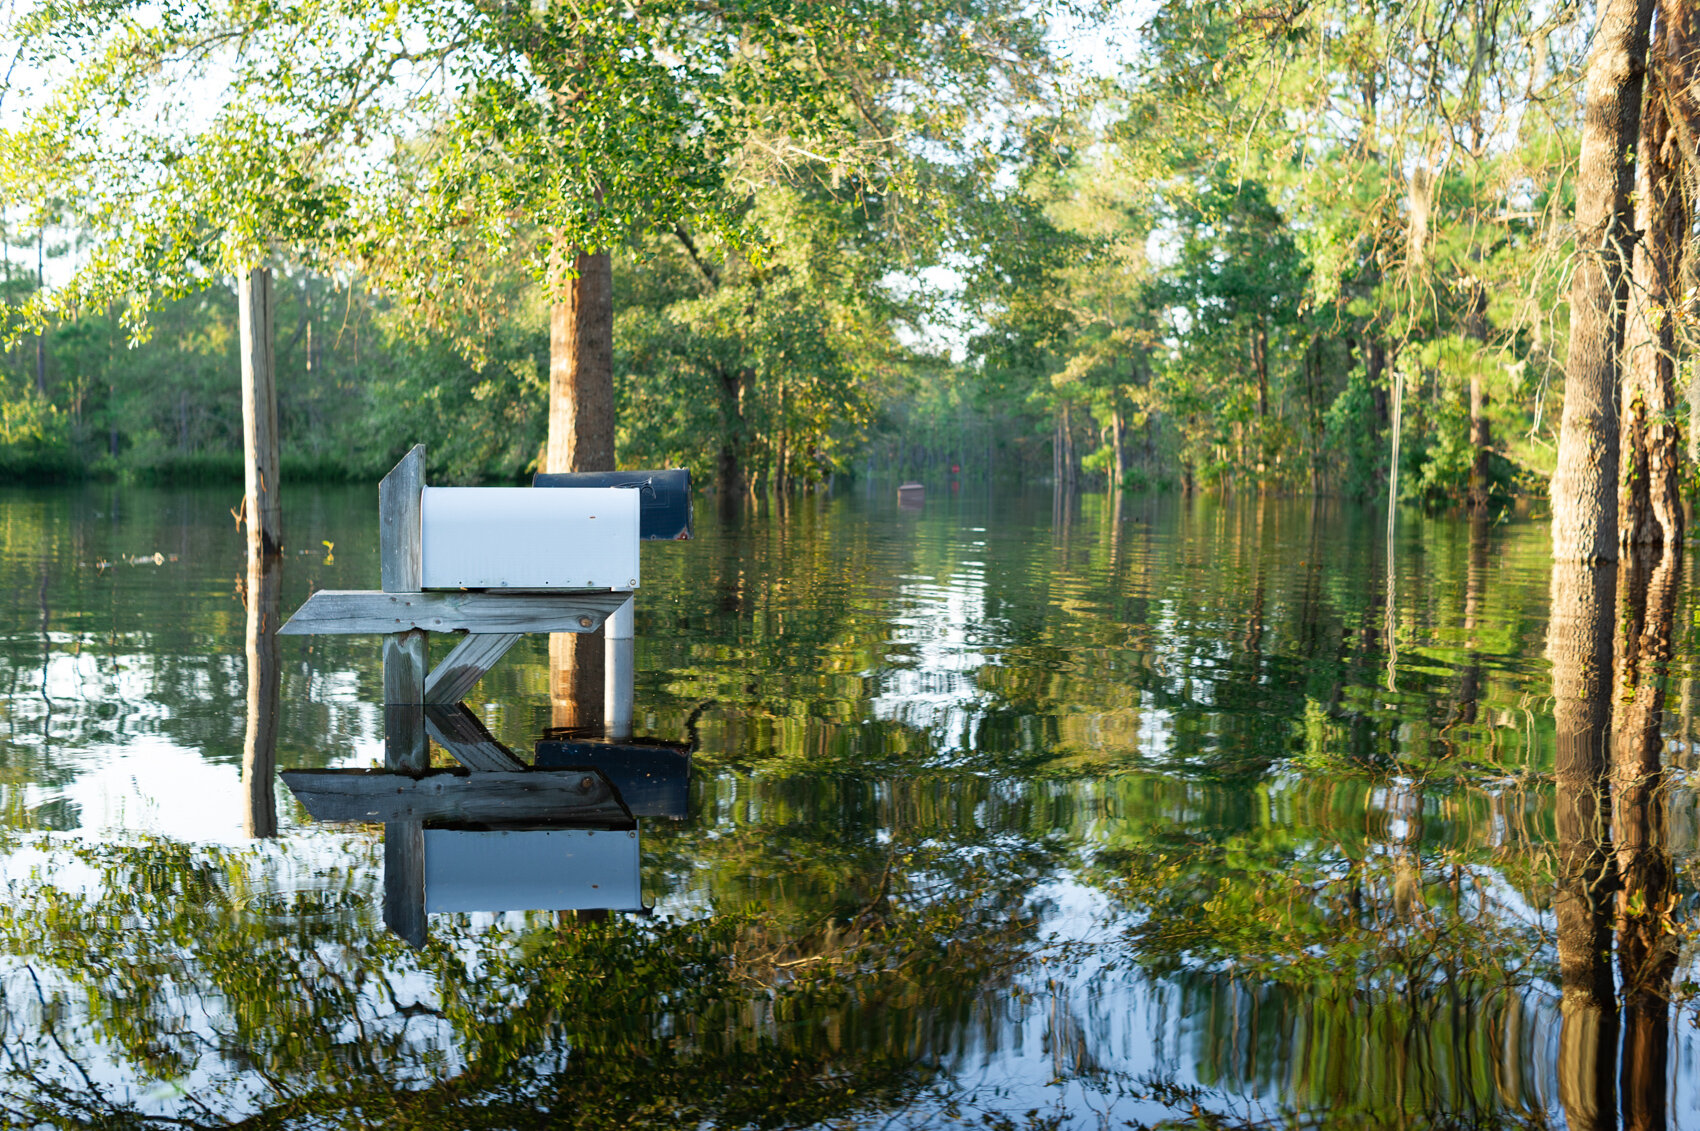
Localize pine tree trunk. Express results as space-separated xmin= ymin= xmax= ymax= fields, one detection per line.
xmin=1620 ymin=0 xmax=1693 ymax=551
xmin=546 ymin=245 xmax=615 ymax=732
xmin=1551 ymin=0 xmax=1656 ymax=562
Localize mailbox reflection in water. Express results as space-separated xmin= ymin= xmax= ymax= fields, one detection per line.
xmin=422 ymin=828 xmax=642 ymax=913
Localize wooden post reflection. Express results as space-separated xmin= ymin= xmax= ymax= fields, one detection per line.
xmin=1547 ymin=556 xmax=1616 ymax=1131
xmin=1613 ymin=547 xmax=1680 ymax=1131
xmin=242 ymin=550 xmax=283 ymax=838
xmin=379 ymin=448 xmax=428 ymax=948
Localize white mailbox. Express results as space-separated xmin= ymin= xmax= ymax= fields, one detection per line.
xmin=420 ymin=486 xmax=641 ymax=590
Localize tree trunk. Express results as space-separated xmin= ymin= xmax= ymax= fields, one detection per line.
xmin=239 ymin=267 xmax=283 ymax=558
xmin=546 ymin=248 xmax=615 ymax=473
xmin=1251 ymin=322 xmax=1269 ymax=478
xmin=1367 ymin=338 xmax=1389 ymax=429
xmin=1052 ymin=410 xmax=1063 ymax=485
xmin=1620 ymin=0 xmax=1693 ymax=551
xmin=1551 ymin=0 xmax=1656 ymax=562
xmin=1612 ymin=547 xmax=1680 ymax=1131
xmin=1111 ymin=403 xmax=1125 ymax=490
xmin=1547 ymin=557 xmax=1618 ymax=1131
xmin=546 ymin=246 xmax=615 ymax=732
xmin=1405 ymin=165 xmax=1433 ymax=280
xmin=1464 ymin=280 xmax=1494 ymax=511
xmin=34 ymin=232 xmax=45 ymax=395
xmin=1062 ymin=401 xmax=1078 ymax=490
xmin=716 ymin=368 xmax=750 ymax=497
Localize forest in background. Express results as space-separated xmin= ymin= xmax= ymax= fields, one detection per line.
xmin=0 ymin=2 xmax=1643 ymax=506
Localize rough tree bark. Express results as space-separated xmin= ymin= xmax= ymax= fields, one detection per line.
xmin=1547 ymin=556 xmax=1618 ymax=1131
xmin=1620 ymin=0 xmax=1693 ymax=551
xmin=1551 ymin=0 xmax=1655 ymax=562
xmin=545 ymin=248 xmax=615 ymax=474
xmin=546 ymin=246 xmax=615 ymax=731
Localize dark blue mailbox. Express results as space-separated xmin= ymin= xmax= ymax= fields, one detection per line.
xmin=532 ymin=469 xmax=692 ymax=541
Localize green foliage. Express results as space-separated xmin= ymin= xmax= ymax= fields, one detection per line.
xmin=1322 ymin=367 xmax=1386 ymax=502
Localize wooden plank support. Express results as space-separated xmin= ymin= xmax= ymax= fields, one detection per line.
xmin=280 ymin=590 xmax=631 ymax=636
xmin=424 ymin=633 xmax=523 ymax=704
xmin=281 ymin=768 xmax=632 ymax=826
xmin=380 ymin=445 xmax=425 ymax=593
xmin=380 ymin=445 xmax=428 ymax=715
xmin=378 ymin=446 xmax=429 ymax=944
xmin=424 ymin=703 xmax=528 ymax=772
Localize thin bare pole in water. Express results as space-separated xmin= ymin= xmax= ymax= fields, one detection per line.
xmin=1385 ymin=367 xmax=1404 ymax=692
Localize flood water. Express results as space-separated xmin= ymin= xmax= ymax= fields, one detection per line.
xmin=0 ymin=481 xmax=1694 ymax=1129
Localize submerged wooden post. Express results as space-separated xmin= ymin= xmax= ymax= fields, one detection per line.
xmin=241 ymin=549 xmax=282 ymax=837
xmin=380 ymin=445 xmax=428 ymax=715
xmin=239 ymin=267 xmax=282 ymax=558
xmin=380 ymin=444 xmax=428 ymax=947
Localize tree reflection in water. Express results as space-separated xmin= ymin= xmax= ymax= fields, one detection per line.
xmin=1613 ymin=548 xmax=1681 ymax=1131
xmin=1549 ymin=553 xmax=1617 ymax=1131
xmin=0 ymin=490 xmax=1693 ymax=1127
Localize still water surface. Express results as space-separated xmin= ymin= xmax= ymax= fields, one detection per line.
xmin=0 ymin=482 xmax=1693 ymax=1128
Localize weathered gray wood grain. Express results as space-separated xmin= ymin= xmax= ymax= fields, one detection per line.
xmin=379 ymin=444 xmax=425 ymax=593
xmin=424 ymin=703 xmax=527 ymax=772
xmin=281 ymin=768 xmax=632 ymax=825
xmin=382 ymin=629 xmax=428 ymax=706
xmin=386 ymin=702 xmax=428 ymax=773
xmin=280 ymin=590 xmax=631 ymax=635
xmin=424 ymin=633 xmax=522 ymax=704
xmin=384 ymin=821 xmax=426 ymax=948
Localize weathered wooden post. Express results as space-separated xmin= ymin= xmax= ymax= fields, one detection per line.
xmin=241 ymin=551 xmax=282 ymax=838
xmin=239 ymin=267 xmax=283 ymax=558
xmin=379 ymin=444 xmax=427 ymax=946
